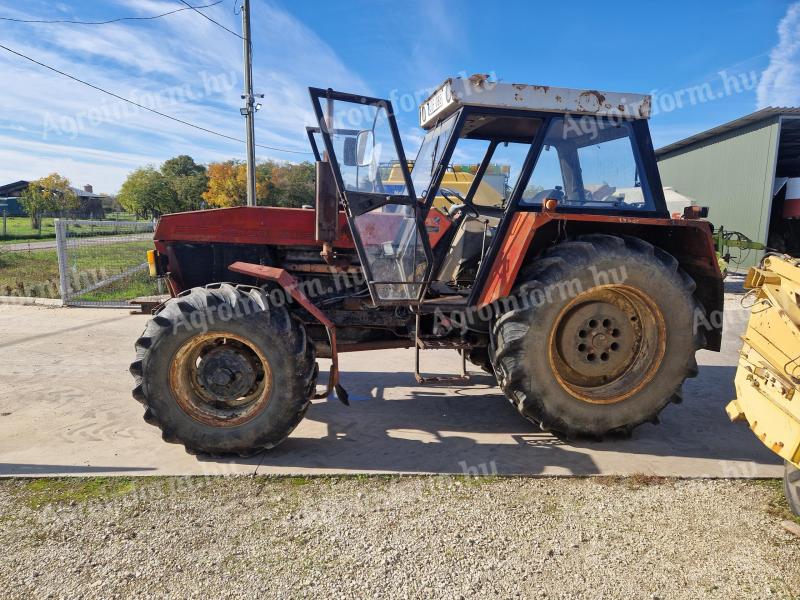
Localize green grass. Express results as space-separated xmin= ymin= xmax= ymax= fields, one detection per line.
xmin=0 ymin=216 xmax=151 ymax=245
xmin=0 ymin=217 xmax=57 ymax=243
xmin=0 ymin=240 xmax=159 ymax=299
xmin=0 ymin=247 xmax=61 ymax=297
xmin=12 ymin=478 xmax=137 ymax=509
xmin=753 ymin=478 xmax=800 ymax=526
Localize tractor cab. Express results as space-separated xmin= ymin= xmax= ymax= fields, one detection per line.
xmin=308 ymin=77 xmax=665 ymax=308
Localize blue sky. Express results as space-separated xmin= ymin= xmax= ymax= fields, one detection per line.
xmin=0 ymin=0 xmax=798 ymax=193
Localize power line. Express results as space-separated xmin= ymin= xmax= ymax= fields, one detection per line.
xmin=178 ymin=0 xmax=244 ymax=39
xmin=0 ymin=43 xmax=312 ymax=155
xmin=0 ymin=1 xmax=224 ymax=25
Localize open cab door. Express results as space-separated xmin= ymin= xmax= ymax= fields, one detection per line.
xmin=309 ymin=88 xmax=433 ymax=304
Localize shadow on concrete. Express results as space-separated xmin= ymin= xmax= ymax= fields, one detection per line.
xmin=0 ymin=463 xmax=157 ymax=476
xmin=724 ymin=277 xmax=746 ymax=295
xmin=191 ymin=364 xmax=779 ymax=476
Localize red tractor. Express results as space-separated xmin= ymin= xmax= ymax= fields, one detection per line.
xmin=132 ymin=77 xmax=723 ymax=455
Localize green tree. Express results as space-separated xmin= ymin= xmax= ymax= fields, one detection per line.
xmin=161 ymin=155 xmax=208 ymax=212
xmin=275 ymin=161 xmax=315 ymax=208
xmin=118 ymin=167 xmax=179 ymax=218
xmin=161 ymin=155 xmax=204 ymax=178
xmin=20 ymin=173 xmax=78 ymax=229
xmin=256 ymin=160 xmax=315 ymax=208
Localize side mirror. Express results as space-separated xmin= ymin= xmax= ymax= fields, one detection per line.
xmin=356 ymin=130 xmax=374 ymax=167
xmin=343 ymin=136 xmax=358 ymax=167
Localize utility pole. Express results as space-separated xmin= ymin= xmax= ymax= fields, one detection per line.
xmin=241 ymin=0 xmax=257 ymax=207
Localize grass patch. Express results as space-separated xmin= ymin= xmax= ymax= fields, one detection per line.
xmin=593 ymin=473 xmax=672 ymax=489
xmin=14 ymin=478 xmax=138 ymax=509
xmin=0 ymin=217 xmax=150 ymax=244
xmin=0 ymin=247 xmax=61 ymax=297
xmin=0 ymin=217 xmax=57 ymax=243
xmin=752 ymin=478 xmax=800 ymax=526
xmin=0 ymin=240 xmax=158 ymax=299
xmin=286 ymin=476 xmax=314 ymax=487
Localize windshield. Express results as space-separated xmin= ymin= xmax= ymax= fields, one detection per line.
xmin=409 ymin=113 xmax=457 ymax=201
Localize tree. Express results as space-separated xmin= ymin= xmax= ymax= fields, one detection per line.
xmin=161 ymin=155 xmax=208 ymax=212
xmin=117 ymin=167 xmax=179 ymax=218
xmin=270 ymin=161 xmax=315 ymax=208
xmin=20 ymin=173 xmax=78 ymax=229
xmin=161 ymin=155 xmax=204 ymax=178
xmin=203 ymin=161 xmax=247 ymax=207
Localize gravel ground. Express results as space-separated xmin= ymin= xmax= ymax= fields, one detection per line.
xmin=1 ymin=476 xmax=798 ymax=599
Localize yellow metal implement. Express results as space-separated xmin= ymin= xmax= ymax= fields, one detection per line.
xmin=727 ymin=255 xmax=800 ymax=469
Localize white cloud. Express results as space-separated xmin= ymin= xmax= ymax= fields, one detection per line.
xmin=757 ymin=2 xmax=800 ymax=108
xmin=0 ymin=0 xmax=368 ymax=193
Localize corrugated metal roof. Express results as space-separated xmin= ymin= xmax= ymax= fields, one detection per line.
xmin=655 ymin=107 xmax=800 ymax=158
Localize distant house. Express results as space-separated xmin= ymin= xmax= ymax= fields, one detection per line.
xmin=0 ymin=180 xmax=111 ymax=219
xmin=0 ymin=196 xmax=26 ymax=216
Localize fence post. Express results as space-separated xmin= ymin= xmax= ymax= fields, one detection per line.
xmin=1 ymin=209 xmax=6 ymax=238
xmin=55 ymin=219 xmax=70 ymax=303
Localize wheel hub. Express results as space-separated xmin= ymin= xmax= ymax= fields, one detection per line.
xmin=558 ymin=303 xmax=637 ymax=383
xmin=550 ymin=286 xmax=665 ymax=405
xmin=169 ymin=333 xmax=273 ymax=427
xmin=197 ymin=347 xmax=257 ymax=404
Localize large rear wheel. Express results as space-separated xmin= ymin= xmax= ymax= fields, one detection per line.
xmin=491 ymin=234 xmax=702 ymax=438
xmin=130 ymin=283 xmax=317 ymax=456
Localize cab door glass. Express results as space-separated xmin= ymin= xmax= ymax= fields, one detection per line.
xmin=325 ymin=100 xmax=407 ymax=196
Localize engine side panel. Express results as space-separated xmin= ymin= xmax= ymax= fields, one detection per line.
xmin=155 ymin=206 xmax=355 ymax=249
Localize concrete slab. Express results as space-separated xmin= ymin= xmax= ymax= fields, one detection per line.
xmin=0 ymin=290 xmax=782 ymax=478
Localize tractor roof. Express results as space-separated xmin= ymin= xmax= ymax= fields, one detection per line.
xmin=419 ymin=75 xmax=652 ymax=129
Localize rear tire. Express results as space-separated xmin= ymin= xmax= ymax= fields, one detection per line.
xmin=130 ymin=283 xmax=317 ymax=456
xmin=785 ymin=461 xmax=800 ymax=516
xmin=491 ymin=234 xmax=701 ymax=438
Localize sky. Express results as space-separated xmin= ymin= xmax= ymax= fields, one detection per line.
xmin=0 ymin=0 xmax=798 ymax=194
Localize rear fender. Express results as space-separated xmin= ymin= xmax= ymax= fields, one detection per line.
xmin=478 ymin=212 xmax=724 ymax=351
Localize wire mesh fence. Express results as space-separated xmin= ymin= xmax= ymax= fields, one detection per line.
xmin=55 ymin=219 xmax=160 ymax=307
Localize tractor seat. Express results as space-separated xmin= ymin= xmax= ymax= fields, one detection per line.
xmin=436 ymin=214 xmax=496 ymax=285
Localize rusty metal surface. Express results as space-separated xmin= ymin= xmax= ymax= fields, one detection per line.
xmin=549 ymin=286 xmax=666 ymax=405
xmin=169 ymin=331 xmax=274 ymax=427
xmin=227 ymin=261 xmax=341 ymax=400
xmin=420 ymin=77 xmax=652 ymax=129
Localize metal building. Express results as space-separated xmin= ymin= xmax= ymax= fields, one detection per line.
xmin=656 ymin=107 xmax=800 ymax=265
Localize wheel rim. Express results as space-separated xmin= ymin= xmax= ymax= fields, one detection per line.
xmin=169 ymin=332 xmax=273 ymax=427
xmin=549 ymin=285 xmax=666 ymax=405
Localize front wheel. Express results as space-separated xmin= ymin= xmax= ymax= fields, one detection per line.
xmin=491 ymin=234 xmax=702 ymax=438
xmin=130 ymin=283 xmax=317 ymax=456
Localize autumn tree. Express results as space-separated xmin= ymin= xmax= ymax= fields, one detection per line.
xmin=201 ymin=160 xmax=271 ymax=207
xmin=197 ymin=159 xmax=316 ymax=209
xmin=117 ymin=167 xmax=179 ymax=218
xmin=20 ymin=173 xmax=78 ymax=229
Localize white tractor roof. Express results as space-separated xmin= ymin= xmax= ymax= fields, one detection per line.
xmin=419 ymin=75 xmax=652 ymax=129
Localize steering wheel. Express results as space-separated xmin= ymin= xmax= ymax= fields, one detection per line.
xmin=439 ymin=188 xmax=479 ymax=218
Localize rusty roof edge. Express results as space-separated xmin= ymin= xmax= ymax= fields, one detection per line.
xmin=655 ymin=107 xmax=800 ymax=158
xmin=419 ymin=76 xmax=652 ymax=129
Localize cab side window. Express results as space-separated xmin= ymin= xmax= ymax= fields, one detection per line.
xmin=521 ymin=116 xmax=653 ymax=210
